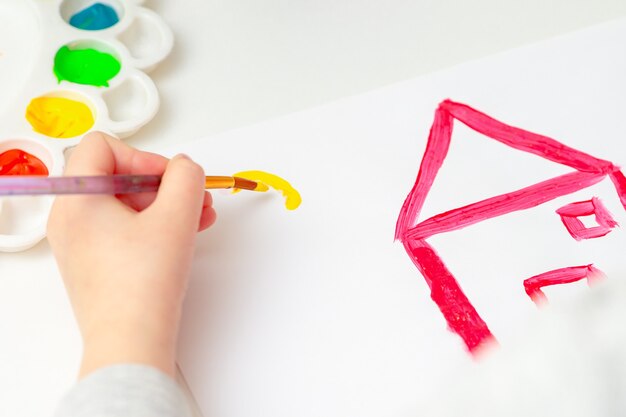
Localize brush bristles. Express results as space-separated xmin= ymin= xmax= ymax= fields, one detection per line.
xmin=203 ymin=176 xmax=263 ymax=191
xmin=233 ymin=177 xmax=262 ymax=191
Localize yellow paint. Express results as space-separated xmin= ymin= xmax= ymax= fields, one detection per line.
xmin=26 ymin=96 xmax=94 ymax=138
xmin=253 ymin=182 xmax=270 ymax=192
xmin=233 ymin=170 xmax=301 ymax=210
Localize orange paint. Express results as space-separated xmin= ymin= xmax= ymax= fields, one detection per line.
xmin=0 ymin=149 xmax=49 ymax=176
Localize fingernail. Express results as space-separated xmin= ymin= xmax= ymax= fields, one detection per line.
xmin=174 ymin=153 xmax=191 ymax=161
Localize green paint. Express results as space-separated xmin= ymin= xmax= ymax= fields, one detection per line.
xmin=54 ymin=45 xmax=121 ymax=87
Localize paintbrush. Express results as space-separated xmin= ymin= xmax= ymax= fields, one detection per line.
xmin=0 ymin=175 xmax=265 ymax=196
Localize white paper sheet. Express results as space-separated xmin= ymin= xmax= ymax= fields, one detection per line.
xmin=170 ymin=19 xmax=626 ymax=417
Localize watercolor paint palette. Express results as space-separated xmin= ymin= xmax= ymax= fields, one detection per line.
xmin=0 ymin=0 xmax=173 ymax=251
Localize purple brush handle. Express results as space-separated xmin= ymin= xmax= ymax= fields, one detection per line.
xmin=0 ymin=175 xmax=163 ymax=196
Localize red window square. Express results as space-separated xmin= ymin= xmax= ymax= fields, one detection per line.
xmin=556 ymin=197 xmax=618 ymax=241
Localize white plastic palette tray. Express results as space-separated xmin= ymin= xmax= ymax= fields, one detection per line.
xmin=0 ymin=0 xmax=172 ymax=251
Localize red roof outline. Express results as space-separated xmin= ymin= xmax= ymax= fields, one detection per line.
xmin=396 ymin=100 xmax=626 ymax=240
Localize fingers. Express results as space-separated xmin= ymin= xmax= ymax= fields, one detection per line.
xmin=62 ymin=133 xmax=217 ymax=230
xmin=64 ymin=132 xmax=115 ymax=176
xmin=65 ymin=132 xmax=169 ymax=176
xmin=66 ymin=132 xmax=170 ymax=212
xmin=150 ymin=154 xmax=208 ymax=233
xmin=198 ymin=191 xmax=217 ymax=231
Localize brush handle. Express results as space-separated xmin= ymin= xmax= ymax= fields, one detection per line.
xmin=0 ymin=175 xmax=258 ymax=196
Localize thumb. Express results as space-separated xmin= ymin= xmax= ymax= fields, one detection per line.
xmin=150 ymin=154 xmax=206 ymax=232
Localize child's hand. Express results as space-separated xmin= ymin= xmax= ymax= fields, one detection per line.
xmin=47 ymin=132 xmax=216 ymax=378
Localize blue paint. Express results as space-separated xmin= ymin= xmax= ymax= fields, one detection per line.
xmin=69 ymin=3 xmax=120 ymax=31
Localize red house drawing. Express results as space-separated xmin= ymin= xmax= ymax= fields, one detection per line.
xmin=395 ymin=100 xmax=626 ymax=354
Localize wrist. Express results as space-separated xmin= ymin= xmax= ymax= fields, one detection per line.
xmin=79 ymin=312 xmax=180 ymax=378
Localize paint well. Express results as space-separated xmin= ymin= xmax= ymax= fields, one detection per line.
xmin=233 ymin=170 xmax=302 ymax=210
xmin=54 ymin=45 xmax=121 ymax=87
xmin=69 ymin=3 xmax=119 ymax=30
xmin=26 ymin=96 xmax=94 ymax=138
xmin=0 ymin=149 xmax=48 ymax=176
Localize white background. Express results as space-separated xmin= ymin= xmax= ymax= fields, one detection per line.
xmin=170 ymin=19 xmax=626 ymax=417
xmin=134 ymin=0 xmax=626 ymax=151
xmin=0 ymin=2 xmax=625 ymax=417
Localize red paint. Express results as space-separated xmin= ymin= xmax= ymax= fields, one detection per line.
xmin=556 ymin=197 xmax=618 ymax=241
xmin=406 ymin=171 xmax=605 ymax=240
xmin=0 ymin=149 xmax=49 ymax=176
xmin=396 ymin=100 xmax=626 ymax=354
xmin=523 ymin=265 xmax=604 ymax=305
xmin=405 ymin=239 xmax=495 ymax=352
xmin=609 ymin=170 xmax=626 ymax=209
xmin=395 ymin=109 xmax=453 ymax=240
xmin=439 ymin=100 xmax=615 ymax=174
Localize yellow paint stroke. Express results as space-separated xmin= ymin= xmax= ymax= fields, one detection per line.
xmin=252 ymin=181 xmax=270 ymax=192
xmin=26 ymin=96 xmax=94 ymax=138
xmin=233 ymin=170 xmax=302 ymax=210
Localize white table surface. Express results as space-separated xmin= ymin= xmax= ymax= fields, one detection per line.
xmin=1 ymin=1 xmax=626 ymax=416
xmin=132 ymin=0 xmax=626 ymax=152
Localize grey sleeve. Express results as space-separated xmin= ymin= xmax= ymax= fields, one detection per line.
xmin=54 ymin=365 xmax=193 ymax=417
